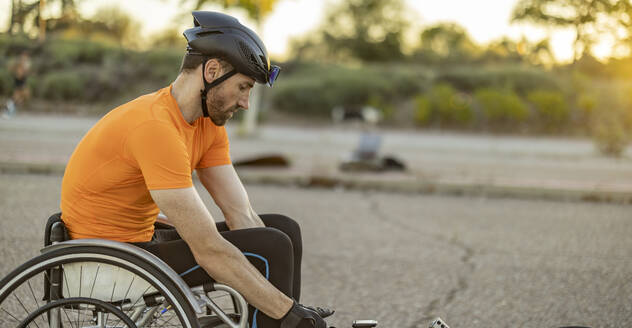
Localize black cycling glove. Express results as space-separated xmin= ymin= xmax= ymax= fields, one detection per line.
xmin=280 ymin=300 xmax=330 ymax=328
xmin=305 ymin=305 xmax=335 ymax=318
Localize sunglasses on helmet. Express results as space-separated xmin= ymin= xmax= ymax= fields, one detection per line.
xmin=268 ymin=65 xmax=281 ymax=87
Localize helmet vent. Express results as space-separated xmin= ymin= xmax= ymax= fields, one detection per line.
xmin=238 ymin=41 xmax=252 ymax=57
xmin=238 ymin=41 xmax=259 ymax=67
xmin=197 ymin=30 xmax=223 ymax=37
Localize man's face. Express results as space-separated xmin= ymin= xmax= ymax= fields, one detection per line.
xmin=206 ymin=72 xmax=255 ymax=126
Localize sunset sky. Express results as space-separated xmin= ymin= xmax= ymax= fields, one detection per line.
xmin=0 ymin=0 xmax=618 ymax=62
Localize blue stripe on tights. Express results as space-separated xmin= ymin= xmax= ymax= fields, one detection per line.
xmin=243 ymin=252 xmax=269 ymax=328
xmin=178 ymin=253 xmax=270 ymax=328
xmin=179 ymin=265 xmax=200 ymax=277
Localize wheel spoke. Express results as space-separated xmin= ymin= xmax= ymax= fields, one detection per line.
xmin=88 ymin=264 xmax=101 ymax=299
xmin=1 ymin=306 xmax=21 ymax=322
xmin=76 ymin=265 xmax=82 ymax=328
xmin=62 ymin=267 xmax=71 ymax=298
xmin=61 ymin=304 xmax=75 ymax=328
xmin=104 ymin=266 xmax=121 ymax=325
xmin=16 ymin=294 xmax=42 ymax=328
xmin=26 ymin=280 xmax=48 ymax=328
xmin=120 ymin=274 xmax=136 ymax=313
xmin=26 ymin=281 xmax=41 ymax=310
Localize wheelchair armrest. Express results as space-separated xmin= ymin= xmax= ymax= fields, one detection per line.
xmin=41 ymin=239 xmax=205 ymax=314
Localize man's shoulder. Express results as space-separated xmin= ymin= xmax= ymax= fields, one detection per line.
xmin=105 ymin=87 xmax=175 ymax=127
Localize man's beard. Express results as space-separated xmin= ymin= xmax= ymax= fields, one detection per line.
xmin=206 ymin=89 xmax=238 ymax=126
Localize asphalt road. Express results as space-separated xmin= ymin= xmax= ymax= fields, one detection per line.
xmin=0 ymin=173 xmax=631 ymax=328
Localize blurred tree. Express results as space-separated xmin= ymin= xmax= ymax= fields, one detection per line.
xmin=291 ymin=0 xmax=408 ymax=62
xmin=186 ymin=0 xmax=278 ymax=22
xmin=609 ymin=0 xmax=632 ymax=56
xmin=7 ymin=0 xmax=39 ymax=35
xmin=86 ymin=6 xmax=141 ymax=47
xmin=511 ymin=0 xmax=617 ymax=62
xmin=150 ymin=27 xmax=188 ymax=49
xmin=7 ymin=0 xmax=82 ymax=38
xmin=483 ymin=38 xmax=523 ymax=63
xmin=415 ymin=23 xmax=478 ymax=65
xmin=525 ymin=38 xmax=555 ymax=66
xmin=479 ymin=37 xmax=554 ymax=66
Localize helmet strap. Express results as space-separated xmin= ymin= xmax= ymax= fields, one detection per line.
xmin=200 ymin=65 xmax=237 ymax=118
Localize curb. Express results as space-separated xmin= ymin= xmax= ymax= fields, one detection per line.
xmin=2 ymin=161 xmax=631 ymax=204
xmin=236 ymin=170 xmax=632 ymax=204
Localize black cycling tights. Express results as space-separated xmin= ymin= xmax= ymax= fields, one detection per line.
xmin=134 ymin=214 xmax=302 ymax=328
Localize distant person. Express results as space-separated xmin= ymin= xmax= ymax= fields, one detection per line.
xmin=60 ymin=11 xmax=331 ymax=328
xmin=3 ymin=50 xmax=31 ymax=119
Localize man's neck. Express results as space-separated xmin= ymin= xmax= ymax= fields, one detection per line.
xmin=171 ymin=74 xmax=202 ymax=125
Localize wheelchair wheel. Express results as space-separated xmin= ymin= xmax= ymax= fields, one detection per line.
xmin=18 ymin=297 xmax=136 ymax=328
xmin=0 ymin=246 xmax=201 ymax=328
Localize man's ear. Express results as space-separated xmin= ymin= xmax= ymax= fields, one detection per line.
xmin=203 ymin=59 xmax=222 ymax=84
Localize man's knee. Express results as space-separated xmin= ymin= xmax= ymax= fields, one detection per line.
xmin=258 ymin=227 xmax=293 ymax=253
xmin=260 ymin=214 xmax=301 ymax=237
xmin=223 ymin=226 xmax=294 ymax=256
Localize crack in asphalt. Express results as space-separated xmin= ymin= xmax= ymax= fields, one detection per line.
xmin=363 ymin=192 xmax=476 ymax=328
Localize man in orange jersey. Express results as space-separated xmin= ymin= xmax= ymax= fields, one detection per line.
xmin=60 ymin=11 xmax=331 ymax=328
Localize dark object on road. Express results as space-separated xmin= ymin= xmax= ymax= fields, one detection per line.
xmin=233 ymin=154 xmax=290 ymax=167
xmin=340 ymin=155 xmax=406 ymax=172
xmin=339 ymin=130 xmax=407 ymax=172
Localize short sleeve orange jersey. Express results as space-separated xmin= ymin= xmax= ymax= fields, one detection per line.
xmin=60 ymin=85 xmax=231 ymax=242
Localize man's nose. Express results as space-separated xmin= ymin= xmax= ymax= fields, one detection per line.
xmin=238 ymin=94 xmax=250 ymax=110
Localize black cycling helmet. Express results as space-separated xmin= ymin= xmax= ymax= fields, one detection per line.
xmin=183 ymin=11 xmax=280 ymax=118
xmin=183 ymin=11 xmax=280 ymax=86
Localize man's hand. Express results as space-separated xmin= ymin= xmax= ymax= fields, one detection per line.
xmin=281 ymin=301 xmax=328 ymax=328
xmin=197 ymin=165 xmax=264 ymax=230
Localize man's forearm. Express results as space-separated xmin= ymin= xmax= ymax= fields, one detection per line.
xmin=193 ymin=237 xmax=292 ymax=319
xmin=149 ymin=187 xmax=288 ymax=318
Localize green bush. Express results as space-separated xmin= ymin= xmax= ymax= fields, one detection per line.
xmin=271 ymin=64 xmax=429 ymax=116
xmin=414 ymin=83 xmax=472 ymax=126
xmin=414 ymin=95 xmax=432 ymax=125
xmin=474 ymin=88 xmax=529 ymax=125
xmin=526 ymin=90 xmax=569 ymax=130
xmin=137 ymin=49 xmax=182 ymax=84
xmin=437 ymin=65 xmax=561 ymax=95
xmin=0 ymin=34 xmax=37 ymax=56
xmin=42 ymin=38 xmax=111 ymax=69
xmin=576 ymin=93 xmax=597 ymax=123
xmin=36 ymin=71 xmax=89 ymax=101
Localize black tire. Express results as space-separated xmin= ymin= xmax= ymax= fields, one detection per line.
xmin=0 ymin=246 xmax=201 ymax=328
xmin=18 ymin=297 xmax=137 ymax=328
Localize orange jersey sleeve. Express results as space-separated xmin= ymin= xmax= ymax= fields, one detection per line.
xmin=197 ymin=126 xmax=231 ymax=169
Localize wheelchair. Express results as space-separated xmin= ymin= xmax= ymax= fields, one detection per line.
xmin=0 ymin=213 xmax=249 ymax=328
